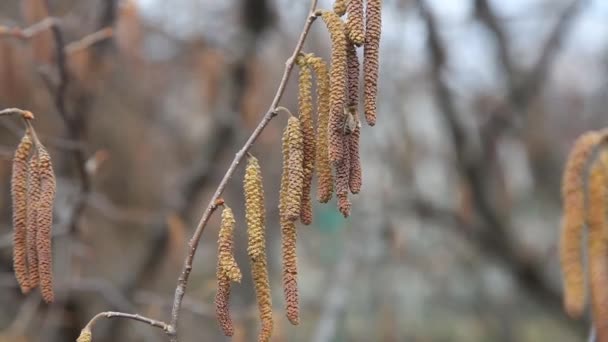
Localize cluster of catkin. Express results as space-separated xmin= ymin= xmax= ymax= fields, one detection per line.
xmin=560 ymin=129 xmax=608 ymax=341
xmin=11 ymin=127 xmax=56 ymax=303
xmin=214 ymin=1 xmax=382 ymax=340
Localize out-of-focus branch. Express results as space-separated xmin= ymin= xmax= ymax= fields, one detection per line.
xmin=479 ymin=0 xmax=587 ymax=138
xmin=416 ymin=0 xmax=585 ymax=336
xmin=79 ymin=312 xmax=170 ymax=339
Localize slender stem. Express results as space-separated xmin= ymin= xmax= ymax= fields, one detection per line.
xmin=167 ymin=1 xmax=319 ymax=338
xmin=80 ymin=311 xmax=170 ymax=335
xmin=0 ymin=108 xmax=34 ymax=120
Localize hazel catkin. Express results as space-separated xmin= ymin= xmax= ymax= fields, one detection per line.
xmin=560 ymin=131 xmax=603 ymax=318
xmin=11 ymin=133 xmax=33 ymax=293
xmin=36 ymin=145 xmax=55 ymax=303
xmin=348 ymin=115 xmax=362 ymax=194
xmin=26 ymin=150 xmax=40 ymax=288
xmin=336 ymin=127 xmax=352 ymax=218
xmin=346 ymin=0 xmax=365 ymax=46
xmin=284 ymin=116 xmax=305 ymax=222
xmin=333 ymin=0 xmax=348 ymax=16
xmin=320 ymin=10 xmax=348 ymax=165
xmin=244 ymin=156 xmax=273 ymax=342
xmin=218 ymin=206 xmax=241 ymax=283
xmin=309 ymin=56 xmax=334 ymax=203
xmin=296 ymin=56 xmax=316 ymax=225
xmin=281 ymin=218 xmax=299 ymax=325
xmin=346 ymin=42 xmax=360 ymax=109
xmin=586 ymin=150 xmax=608 ymax=341
xmin=364 ymin=0 xmax=382 ymax=126
xmin=215 ymin=273 xmax=234 ymax=336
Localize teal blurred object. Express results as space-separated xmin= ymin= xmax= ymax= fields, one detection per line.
xmin=315 ymin=200 xmax=345 ymax=234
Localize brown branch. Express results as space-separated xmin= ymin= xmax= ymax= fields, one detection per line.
xmin=0 ymin=17 xmax=59 ymax=39
xmin=167 ymin=3 xmax=320 ymax=336
xmin=65 ymin=27 xmax=114 ymax=55
xmin=78 ymin=0 xmax=321 ymax=340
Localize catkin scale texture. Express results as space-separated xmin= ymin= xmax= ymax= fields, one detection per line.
xmin=11 ymin=134 xmax=32 ymax=293
xmin=215 ymin=205 xmax=240 ymax=336
xmin=296 ymin=56 xmax=316 ymax=225
xmin=348 ymin=120 xmax=362 ymax=194
xmin=284 ymin=117 xmax=305 ymax=222
xmin=346 ymin=0 xmax=365 ymax=46
xmin=281 ymin=218 xmax=299 ymax=325
xmin=559 ymin=131 xmax=601 ymax=318
xmin=364 ymin=0 xmax=382 ymax=126
xmin=586 ymin=151 xmax=608 ymax=341
xmin=333 ymin=0 xmax=348 ymax=16
xmin=244 ymin=157 xmax=273 ymax=342
xmin=26 ymin=152 xmax=40 ymax=288
xmin=336 ymin=130 xmax=351 ymax=217
xmin=309 ymin=56 xmax=334 ymax=203
xmin=321 ymin=11 xmax=348 ymax=165
xmin=36 ymin=145 xmax=55 ymax=303
xmin=346 ymin=43 xmax=360 ymax=108
xmin=215 ymin=274 xmax=234 ymax=336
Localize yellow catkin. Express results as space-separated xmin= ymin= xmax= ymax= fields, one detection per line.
xmin=320 ymin=10 xmax=348 ymax=165
xmin=296 ymin=55 xmax=316 ymax=225
xmin=348 ymin=116 xmax=362 ymax=194
xmin=244 ymin=156 xmax=273 ymax=342
xmin=36 ymin=145 xmax=55 ymax=303
xmin=218 ymin=206 xmax=241 ymax=283
xmin=560 ymin=131 xmax=602 ymax=318
xmin=364 ymin=0 xmax=382 ymax=126
xmin=346 ymin=0 xmax=365 ymax=46
xmin=281 ymin=217 xmax=299 ymax=325
xmin=216 ymin=205 xmax=240 ymax=336
xmin=586 ymin=150 xmax=608 ymax=340
xmin=11 ymin=133 xmax=32 ymax=293
xmin=333 ymin=0 xmax=348 ymax=16
xmin=309 ymin=56 xmax=334 ymax=203
xmin=76 ymin=330 xmax=92 ymax=342
xmin=285 ymin=117 xmax=305 ymax=222
xmin=215 ymin=273 xmax=234 ymax=336
xmin=26 ymin=150 xmax=40 ymax=288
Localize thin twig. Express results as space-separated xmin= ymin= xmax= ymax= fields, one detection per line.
xmin=0 ymin=17 xmax=60 ymax=39
xmin=166 ymin=0 xmax=320 ymax=338
xmin=65 ymin=27 xmax=114 ymax=55
xmin=80 ymin=312 xmax=170 ymax=336
xmin=0 ymin=108 xmax=34 ymax=120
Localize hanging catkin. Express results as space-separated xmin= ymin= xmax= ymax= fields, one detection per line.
xmin=284 ymin=116 xmax=305 ymax=222
xmin=26 ymin=150 xmax=40 ymax=288
xmin=364 ymin=0 xmax=382 ymax=126
xmin=244 ymin=156 xmax=273 ymax=342
xmin=36 ymin=144 xmax=55 ymax=303
xmin=346 ymin=0 xmax=365 ymax=46
xmin=336 ymin=126 xmax=352 ymax=217
xmin=11 ymin=133 xmax=32 ymax=293
xmin=296 ymin=55 xmax=315 ymax=225
xmin=586 ymin=150 xmax=608 ymax=340
xmin=560 ymin=131 xmax=602 ymax=318
xmin=333 ymin=0 xmax=348 ymax=16
xmin=346 ymin=42 xmax=360 ymax=109
xmin=281 ymin=217 xmax=299 ymax=325
xmin=215 ymin=205 xmax=241 ymax=336
xmin=320 ymin=10 xmax=348 ymax=165
xmin=348 ymin=118 xmax=362 ymax=194
xmin=309 ymin=56 xmax=334 ymax=203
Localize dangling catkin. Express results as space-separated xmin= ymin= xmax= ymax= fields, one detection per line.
xmin=218 ymin=206 xmax=241 ymax=283
xmin=215 ymin=205 xmax=240 ymax=336
xmin=244 ymin=156 xmax=273 ymax=342
xmin=333 ymin=0 xmax=348 ymax=16
xmin=320 ymin=10 xmax=348 ymax=165
xmin=346 ymin=42 xmax=360 ymax=109
xmin=560 ymin=131 xmax=602 ymax=318
xmin=11 ymin=133 xmax=32 ymax=293
xmin=36 ymin=145 xmax=55 ymax=303
xmin=336 ymin=126 xmax=352 ymax=217
xmin=215 ymin=273 xmax=234 ymax=336
xmin=346 ymin=0 xmax=365 ymax=46
xmin=26 ymin=150 xmax=40 ymax=288
xmin=586 ymin=150 xmax=608 ymax=340
xmin=309 ymin=56 xmax=334 ymax=203
xmin=284 ymin=116 xmax=305 ymax=222
xmin=348 ymin=116 xmax=362 ymax=194
xmin=364 ymin=0 xmax=382 ymax=126
xmin=296 ymin=55 xmax=316 ymax=225
xmin=281 ymin=217 xmax=299 ymax=325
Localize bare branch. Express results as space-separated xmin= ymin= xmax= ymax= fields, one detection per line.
xmin=79 ymin=312 xmax=170 ymax=339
